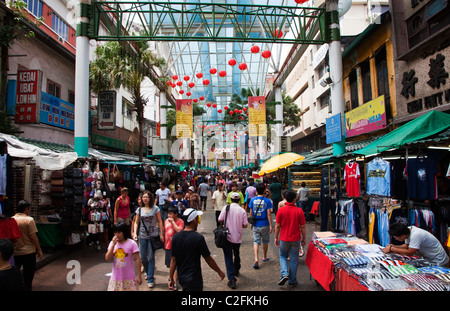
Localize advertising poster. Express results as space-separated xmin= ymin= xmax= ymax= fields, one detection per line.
xmin=15 ymin=69 xmax=42 ymax=123
xmin=345 ymin=95 xmax=386 ymax=138
xmin=248 ymin=96 xmax=266 ymax=137
xmin=176 ymin=99 xmax=193 ymax=138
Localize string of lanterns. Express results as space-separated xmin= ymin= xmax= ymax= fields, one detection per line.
xmin=167 ymin=43 xmax=274 ymax=129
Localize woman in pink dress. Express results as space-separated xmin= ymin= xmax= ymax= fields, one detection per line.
xmin=105 ymin=222 xmax=142 ymax=291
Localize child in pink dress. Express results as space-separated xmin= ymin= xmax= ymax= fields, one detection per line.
xmin=105 ymin=222 xmax=142 ymax=291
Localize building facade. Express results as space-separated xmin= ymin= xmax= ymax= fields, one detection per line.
xmin=390 ymin=0 xmax=450 ymax=125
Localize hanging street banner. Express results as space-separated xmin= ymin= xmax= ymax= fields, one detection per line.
xmin=345 ymin=95 xmax=386 ymax=138
xmin=15 ymin=69 xmax=42 ymax=124
xmin=248 ymin=96 xmax=267 ymax=137
xmin=97 ymin=90 xmax=116 ymax=130
xmin=326 ymin=113 xmax=342 ymax=144
xmin=176 ymin=99 xmax=193 ymax=138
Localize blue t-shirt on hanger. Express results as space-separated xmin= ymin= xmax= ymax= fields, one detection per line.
xmin=366 ymin=157 xmax=391 ymax=196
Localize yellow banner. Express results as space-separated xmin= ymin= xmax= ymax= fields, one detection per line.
xmin=345 ymin=95 xmax=386 ymax=138
xmin=248 ymin=96 xmax=266 ymax=136
xmin=176 ymin=99 xmax=193 ymax=138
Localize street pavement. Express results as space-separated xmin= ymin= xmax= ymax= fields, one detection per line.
xmin=33 ymin=196 xmax=325 ymax=292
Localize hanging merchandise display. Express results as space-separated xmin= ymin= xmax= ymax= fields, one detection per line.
xmin=404 ymin=157 xmax=439 ymax=200
xmin=366 ymin=157 xmax=391 ymax=197
xmin=344 ymin=161 xmax=360 ymax=197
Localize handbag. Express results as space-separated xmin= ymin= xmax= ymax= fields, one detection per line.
xmin=248 ymin=200 xmax=263 ymax=225
xmin=110 ymin=165 xmax=122 ymax=181
xmin=213 ymin=205 xmax=230 ymax=248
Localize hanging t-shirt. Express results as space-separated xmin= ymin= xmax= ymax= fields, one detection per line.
xmin=344 ymin=162 xmax=360 ymax=197
xmin=390 ymin=159 xmax=408 ymax=200
xmin=366 ymin=158 xmax=391 ymax=196
xmin=404 ymin=158 xmax=438 ymax=200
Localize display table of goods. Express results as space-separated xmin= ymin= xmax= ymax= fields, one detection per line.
xmin=306 ymin=231 xmax=450 ymax=291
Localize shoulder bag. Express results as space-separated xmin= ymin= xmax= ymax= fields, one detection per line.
xmin=213 ymin=205 xmax=230 ymax=248
xmin=248 ymin=199 xmax=263 ymax=225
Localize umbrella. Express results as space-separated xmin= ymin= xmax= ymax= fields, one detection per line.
xmin=258 ymin=152 xmax=305 ymax=176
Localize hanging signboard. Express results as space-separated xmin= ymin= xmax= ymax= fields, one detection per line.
xmin=248 ymin=96 xmax=266 ymax=137
xmin=326 ymin=113 xmax=342 ymax=144
xmin=345 ymin=95 xmax=386 ymax=138
xmin=15 ymin=69 xmax=42 ymax=124
xmin=40 ymin=92 xmax=74 ymax=130
xmin=97 ymin=90 xmax=116 ymax=130
xmin=176 ymin=99 xmax=193 ymax=138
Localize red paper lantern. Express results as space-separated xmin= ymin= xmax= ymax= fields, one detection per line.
xmin=179 ymin=90 xmax=184 ymax=94
xmin=243 ymin=107 xmax=247 ymax=112
xmin=183 ymin=75 xmax=190 ymax=81
xmin=273 ymin=30 xmax=283 ymax=38
xmin=166 ymin=80 xmax=172 ymax=86
xmin=172 ymin=75 xmax=178 ymax=80
xmin=251 ymin=45 xmax=260 ymax=53
xmin=188 ymin=82 xmax=195 ymax=88
xmin=238 ymin=63 xmax=247 ymax=70
xmin=199 ymin=96 xmax=205 ymax=101
xmin=261 ymin=50 xmax=271 ymax=59
xmin=229 ymin=111 xmax=234 ymax=115
xmin=193 ymin=98 xmax=198 ymax=103
xmin=294 ymin=0 xmax=309 ymax=3
xmin=212 ymin=103 xmax=217 ymax=108
xmin=186 ymin=92 xmax=191 ymax=97
xmin=176 ymin=81 xmax=183 ymax=86
xmin=210 ymin=68 xmax=217 ymax=75
xmin=224 ymin=106 xmax=229 ymax=110
xmin=196 ymin=72 xmax=203 ymax=79
xmin=234 ymin=108 xmax=239 ymax=113
xmin=219 ymin=70 xmax=226 ymax=77
xmin=171 ymin=82 xmax=176 ymax=88
xmin=203 ymin=79 xmax=210 ymax=86
xmin=206 ymin=103 xmax=212 ymax=107
xmin=218 ymin=109 xmax=222 ymax=113
xmin=239 ymin=110 xmax=242 ymax=114
xmin=228 ymin=59 xmax=237 ymax=67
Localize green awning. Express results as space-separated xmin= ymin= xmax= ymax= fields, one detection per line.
xmin=355 ymin=110 xmax=450 ymax=156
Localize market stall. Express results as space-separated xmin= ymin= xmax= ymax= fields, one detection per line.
xmin=306 ymin=232 xmax=450 ymax=291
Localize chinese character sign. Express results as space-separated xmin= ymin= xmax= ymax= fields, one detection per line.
xmin=176 ymin=99 xmax=193 ymax=138
xmin=248 ymin=96 xmax=267 ymax=137
xmin=15 ymin=70 xmax=42 ymax=123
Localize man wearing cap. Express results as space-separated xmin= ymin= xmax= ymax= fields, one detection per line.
xmin=171 ymin=190 xmax=189 ymax=216
xmin=169 ymin=208 xmax=225 ymax=291
xmin=218 ymin=192 xmax=248 ymax=289
xmin=187 ymin=186 xmax=200 ymax=210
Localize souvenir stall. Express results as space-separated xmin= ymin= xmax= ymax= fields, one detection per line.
xmin=305 ymin=111 xmax=450 ymax=291
xmin=306 ymin=231 xmax=450 ymax=291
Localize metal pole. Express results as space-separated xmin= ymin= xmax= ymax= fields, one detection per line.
xmin=274 ymin=86 xmax=283 ymax=154
xmin=326 ymin=0 xmax=346 ymax=156
xmin=160 ymin=91 xmax=167 ymax=139
xmin=74 ymin=0 xmax=91 ymax=157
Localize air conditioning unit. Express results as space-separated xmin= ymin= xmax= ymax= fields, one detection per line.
xmin=57 ymin=35 xmax=65 ymax=43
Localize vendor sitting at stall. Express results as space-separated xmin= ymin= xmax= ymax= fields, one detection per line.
xmin=383 ymin=223 xmax=449 ymax=267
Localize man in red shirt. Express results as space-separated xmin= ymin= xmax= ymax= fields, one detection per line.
xmin=274 ymin=190 xmax=306 ymax=286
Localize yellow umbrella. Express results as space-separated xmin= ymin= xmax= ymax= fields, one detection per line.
xmin=258 ymin=152 xmax=305 ymax=176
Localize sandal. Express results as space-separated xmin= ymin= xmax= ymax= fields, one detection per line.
xmin=253 ymin=262 xmax=259 ymax=269
xmin=262 ymin=258 xmax=270 ymax=262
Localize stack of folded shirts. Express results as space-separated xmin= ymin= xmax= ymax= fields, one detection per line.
xmin=400 ymin=273 xmax=450 ymax=291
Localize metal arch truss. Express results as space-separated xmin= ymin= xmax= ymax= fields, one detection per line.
xmin=89 ymin=1 xmax=327 ymax=44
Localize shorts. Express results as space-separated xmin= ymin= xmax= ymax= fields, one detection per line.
xmin=253 ymin=225 xmax=270 ymax=245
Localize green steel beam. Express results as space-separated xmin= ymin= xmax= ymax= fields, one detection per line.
xmin=89 ymin=1 xmax=328 ymax=44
